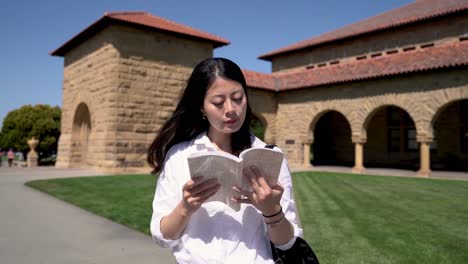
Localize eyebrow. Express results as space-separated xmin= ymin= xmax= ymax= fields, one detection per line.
xmin=209 ymin=89 xmax=244 ymax=99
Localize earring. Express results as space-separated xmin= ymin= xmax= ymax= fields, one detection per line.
xmin=203 ymin=115 xmax=207 ymax=120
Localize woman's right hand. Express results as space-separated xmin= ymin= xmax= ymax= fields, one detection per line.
xmin=181 ymin=176 xmax=220 ymax=215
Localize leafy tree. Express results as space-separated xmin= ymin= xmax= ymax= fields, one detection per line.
xmin=250 ymin=116 xmax=266 ymax=141
xmin=0 ymin=104 xmax=61 ymax=158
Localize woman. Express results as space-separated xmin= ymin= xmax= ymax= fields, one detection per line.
xmin=148 ymin=57 xmax=302 ymax=263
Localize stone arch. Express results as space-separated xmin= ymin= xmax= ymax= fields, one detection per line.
xmin=428 ymin=91 xmax=468 ymax=139
xmin=308 ymin=109 xmax=354 ymax=166
xmin=305 ymin=107 xmax=353 ymax=143
xmin=357 ymin=98 xmax=420 ymax=142
xmin=430 ymin=98 xmax=468 ymax=171
xmin=71 ymin=103 xmax=92 ymax=167
xmin=363 ymin=104 xmax=419 ymax=170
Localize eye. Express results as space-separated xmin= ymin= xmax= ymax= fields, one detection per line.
xmin=212 ymin=101 xmax=224 ymax=107
xmin=233 ymin=95 xmax=243 ymax=102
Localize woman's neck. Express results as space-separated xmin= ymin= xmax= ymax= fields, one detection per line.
xmin=207 ymin=129 xmax=232 ymax=154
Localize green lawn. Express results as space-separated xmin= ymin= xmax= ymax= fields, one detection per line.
xmin=26 ymin=172 xmax=468 ymax=264
xmin=26 ymin=174 xmax=157 ymax=234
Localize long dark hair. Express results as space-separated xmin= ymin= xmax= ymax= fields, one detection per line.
xmin=147 ymin=57 xmax=253 ymax=174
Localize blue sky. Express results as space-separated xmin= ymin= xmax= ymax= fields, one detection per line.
xmin=1 ymin=0 xmax=414 ymax=128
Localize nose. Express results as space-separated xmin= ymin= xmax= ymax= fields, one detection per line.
xmin=225 ymin=100 xmax=235 ymax=115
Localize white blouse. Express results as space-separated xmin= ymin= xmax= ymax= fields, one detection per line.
xmin=150 ymin=132 xmax=303 ymax=264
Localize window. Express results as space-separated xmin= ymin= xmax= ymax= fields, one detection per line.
xmin=388 ymin=128 xmax=401 ymax=152
xmin=407 ymin=129 xmax=418 ymax=151
xmin=387 ymin=107 xmax=416 ymax=152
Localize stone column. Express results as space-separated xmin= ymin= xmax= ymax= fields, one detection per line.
xmin=417 ymin=141 xmax=431 ymax=177
xmin=303 ymin=140 xmax=313 ymax=167
xmin=352 ymin=141 xmax=366 ymax=173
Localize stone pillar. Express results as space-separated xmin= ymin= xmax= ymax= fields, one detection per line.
xmin=27 ymin=137 xmax=39 ymax=167
xmin=352 ymin=141 xmax=365 ymax=173
xmin=303 ymin=140 xmax=312 ymax=167
xmin=417 ymin=141 xmax=431 ymax=177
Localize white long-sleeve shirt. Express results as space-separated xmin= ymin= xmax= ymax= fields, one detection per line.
xmin=150 ymin=132 xmax=303 ymax=264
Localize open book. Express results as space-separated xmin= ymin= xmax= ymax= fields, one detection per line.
xmin=187 ymin=147 xmax=284 ymax=211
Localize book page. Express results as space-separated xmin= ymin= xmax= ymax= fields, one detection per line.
xmin=187 ymin=154 xmax=241 ymax=211
xmin=239 ymin=148 xmax=284 ymax=192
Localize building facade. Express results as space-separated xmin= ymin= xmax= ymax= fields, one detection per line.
xmin=52 ymin=0 xmax=468 ymax=175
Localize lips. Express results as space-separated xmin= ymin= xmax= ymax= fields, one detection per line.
xmin=225 ymin=119 xmax=237 ymax=124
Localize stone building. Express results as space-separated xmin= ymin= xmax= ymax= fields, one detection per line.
xmin=51 ymin=12 xmax=230 ymax=173
xmin=52 ymin=0 xmax=468 ymax=176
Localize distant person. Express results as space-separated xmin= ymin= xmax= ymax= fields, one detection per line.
xmin=7 ymin=149 xmax=14 ymax=167
xmin=0 ymin=148 xmax=3 ymax=167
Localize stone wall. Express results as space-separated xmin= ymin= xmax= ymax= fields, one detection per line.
xmin=274 ymin=69 xmax=468 ymax=166
xmin=56 ymin=28 xmax=121 ymax=169
xmin=56 ymin=24 xmax=214 ymax=172
xmin=109 ymin=25 xmax=212 ymax=172
xmin=247 ymin=88 xmax=278 ymax=144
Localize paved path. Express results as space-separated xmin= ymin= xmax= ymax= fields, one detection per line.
xmin=0 ymin=167 xmax=175 ymax=264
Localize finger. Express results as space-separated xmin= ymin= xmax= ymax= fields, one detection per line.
xmin=232 ymin=186 xmax=253 ymax=198
xmin=271 ymin=182 xmax=284 ymax=192
xmin=256 ymin=173 xmax=271 ymax=190
xmin=185 ymin=177 xmax=217 ymax=191
xmin=194 ymin=184 xmax=221 ymax=203
xmin=191 ymin=179 xmax=219 ymax=196
xmin=199 ymin=186 xmax=221 ymax=204
xmin=187 ymin=184 xmax=219 ymax=205
xmin=244 ymin=166 xmax=261 ymax=191
xmin=232 ymin=186 xmax=241 ymax=193
xmin=184 ymin=176 xmax=204 ymax=190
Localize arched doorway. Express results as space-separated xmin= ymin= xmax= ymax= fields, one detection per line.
xmin=312 ymin=111 xmax=353 ymax=166
xmin=431 ymin=99 xmax=468 ymax=171
xmin=71 ymin=103 xmax=91 ymax=167
xmin=364 ymin=105 xmax=418 ymax=170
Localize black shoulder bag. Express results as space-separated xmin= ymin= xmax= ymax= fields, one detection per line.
xmin=270 ymin=237 xmax=319 ymax=264
xmin=265 ymin=144 xmax=320 ymax=264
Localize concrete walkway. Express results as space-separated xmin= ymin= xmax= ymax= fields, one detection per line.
xmin=0 ymin=167 xmax=175 ymax=264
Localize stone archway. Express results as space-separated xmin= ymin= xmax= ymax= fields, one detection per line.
xmin=311 ymin=110 xmax=353 ymax=167
xmin=364 ymin=105 xmax=418 ymax=170
xmin=71 ymin=103 xmax=91 ymax=167
xmin=431 ymin=99 xmax=468 ymax=171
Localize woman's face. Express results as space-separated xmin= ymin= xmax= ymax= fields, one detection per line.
xmin=202 ymin=77 xmax=247 ymax=135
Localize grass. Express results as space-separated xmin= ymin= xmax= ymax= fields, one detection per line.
xmin=26 ymin=171 xmax=468 ymax=264
xmin=26 ymin=174 xmax=157 ymax=234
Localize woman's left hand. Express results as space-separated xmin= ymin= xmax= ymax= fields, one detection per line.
xmin=232 ymin=166 xmax=283 ymax=216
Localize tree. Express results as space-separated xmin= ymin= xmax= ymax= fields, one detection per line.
xmin=0 ymin=104 xmax=61 ymax=158
xmin=250 ymin=115 xmax=266 ymax=141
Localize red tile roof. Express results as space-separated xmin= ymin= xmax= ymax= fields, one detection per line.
xmin=259 ymin=0 xmax=468 ymax=60
xmin=51 ymin=12 xmax=229 ymax=56
xmin=245 ymin=40 xmax=468 ymax=91
xmin=242 ymin=70 xmax=277 ymax=91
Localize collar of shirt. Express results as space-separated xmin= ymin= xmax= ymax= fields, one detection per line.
xmin=193 ymin=132 xmax=218 ymax=152
xmin=193 ymin=131 xmax=261 ymax=151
